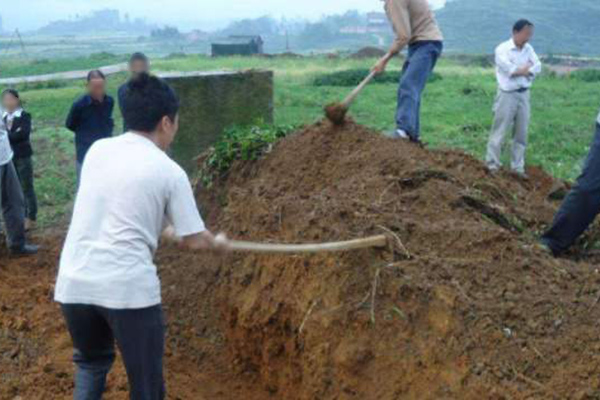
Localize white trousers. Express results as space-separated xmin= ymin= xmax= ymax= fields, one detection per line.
xmin=486 ymin=90 xmax=531 ymax=173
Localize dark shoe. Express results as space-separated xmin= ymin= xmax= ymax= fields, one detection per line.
xmin=513 ymin=170 xmax=529 ymax=180
xmin=409 ymin=137 xmax=427 ymax=148
xmin=10 ymin=243 xmax=39 ymax=256
xmin=487 ymin=167 xmax=500 ymax=176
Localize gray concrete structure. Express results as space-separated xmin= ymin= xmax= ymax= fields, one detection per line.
xmin=159 ymin=70 xmax=273 ymax=173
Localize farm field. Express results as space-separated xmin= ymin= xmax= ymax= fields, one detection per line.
xmin=3 ymin=52 xmax=600 ymax=399
xmin=1 ymin=53 xmax=599 ymax=226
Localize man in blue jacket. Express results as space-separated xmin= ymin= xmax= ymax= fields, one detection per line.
xmin=66 ymin=70 xmax=114 ymax=185
xmin=542 ymin=111 xmax=600 ymax=256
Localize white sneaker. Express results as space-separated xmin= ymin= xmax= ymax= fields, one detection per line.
xmin=395 ymin=129 xmax=410 ymax=140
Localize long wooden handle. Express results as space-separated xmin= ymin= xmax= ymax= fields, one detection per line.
xmin=342 ymin=69 xmax=378 ymax=108
xmin=228 ymin=235 xmax=388 ymax=254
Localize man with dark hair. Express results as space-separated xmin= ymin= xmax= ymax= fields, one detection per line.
xmin=541 ymin=111 xmax=600 ymax=256
xmin=373 ymin=0 xmax=444 ymax=144
xmin=66 ymin=69 xmax=114 ymax=185
xmin=55 ymin=72 xmax=228 ymax=399
xmin=118 ymin=52 xmax=150 ymax=132
xmin=486 ymin=19 xmax=541 ymax=178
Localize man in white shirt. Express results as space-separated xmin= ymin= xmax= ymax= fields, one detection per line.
xmin=0 ymin=114 xmax=38 ymax=255
xmin=486 ymin=19 xmax=542 ymax=177
xmin=541 ymin=111 xmax=600 ymax=256
xmin=55 ymin=73 xmax=228 ymax=399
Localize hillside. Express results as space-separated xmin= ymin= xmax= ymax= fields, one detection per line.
xmin=436 ymin=0 xmax=600 ymax=55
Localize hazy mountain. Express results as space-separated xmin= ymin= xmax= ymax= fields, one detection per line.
xmin=436 ymin=0 xmax=600 ymax=55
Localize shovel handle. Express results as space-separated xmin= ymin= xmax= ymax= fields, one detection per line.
xmin=228 ymin=235 xmax=388 ymax=254
xmin=342 ymin=69 xmax=378 ymax=108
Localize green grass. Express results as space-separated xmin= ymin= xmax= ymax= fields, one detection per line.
xmin=0 ymin=53 xmax=128 ymax=79
xmin=2 ymin=53 xmax=599 ymax=226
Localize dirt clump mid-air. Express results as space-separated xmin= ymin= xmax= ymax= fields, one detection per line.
xmin=3 ymin=120 xmax=600 ymax=399
xmin=324 ymin=103 xmax=348 ymax=125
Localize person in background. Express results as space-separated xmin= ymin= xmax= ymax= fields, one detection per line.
xmin=485 ymin=19 xmax=542 ymax=179
xmin=65 ymin=70 xmax=114 ymax=185
xmin=55 ymin=72 xmax=229 ymax=399
xmin=0 ymin=115 xmax=38 ymax=255
xmin=2 ymin=89 xmax=38 ymax=231
xmin=119 ymin=52 xmax=150 ymax=132
xmin=541 ymin=111 xmax=600 ymax=256
xmin=373 ymin=0 xmax=444 ymax=145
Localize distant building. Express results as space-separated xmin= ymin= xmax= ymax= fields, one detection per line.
xmin=186 ymin=29 xmax=209 ymax=43
xmin=340 ymin=26 xmax=368 ymax=34
xmin=340 ymin=12 xmax=392 ymax=35
xmin=211 ymin=36 xmax=264 ymax=57
xmin=367 ymin=12 xmax=390 ymax=33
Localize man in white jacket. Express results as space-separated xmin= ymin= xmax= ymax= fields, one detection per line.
xmin=486 ymin=19 xmax=542 ymax=178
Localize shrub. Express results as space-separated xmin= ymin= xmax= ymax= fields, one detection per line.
xmin=14 ymin=80 xmax=69 ymax=91
xmin=570 ymin=69 xmax=600 ymax=83
xmin=199 ymin=123 xmax=298 ymax=186
xmin=313 ymin=69 xmax=441 ymax=87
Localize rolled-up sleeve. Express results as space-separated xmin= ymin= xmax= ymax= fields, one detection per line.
xmin=386 ymin=0 xmax=412 ymax=54
xmin=528 ymin=47 xmax=542 ymax=76
xmin=495 ymin=45 xmax=518 ymax=76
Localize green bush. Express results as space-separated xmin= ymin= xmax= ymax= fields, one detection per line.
xmin=570 ymin=69 xmax=600 ymax=82
xmin=199 ymin=123 xmax=298 ymax=186
xmin=14 ymin=80 xmax=69 ymax=91
xmin=313 ymin=68 xmax=442 ymax=87
xmin=446 ymin=54 xmax=494 ymax=68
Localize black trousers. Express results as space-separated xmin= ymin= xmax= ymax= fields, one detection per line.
xmin=0 ymin=161 xmax=26 ymax=249
xmin=61 ymin=304 xmax=166 ymax=400
xmin=13 ymin=157 xmax=38 ymax=221
xmin=542 ymin=123 xmax=600 ymax=254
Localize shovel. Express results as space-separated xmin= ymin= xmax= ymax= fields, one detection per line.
xmin=227 ymin=235 xmax=388 ymax=254
xmin=324 ymin=65 xmax=380 ymax=125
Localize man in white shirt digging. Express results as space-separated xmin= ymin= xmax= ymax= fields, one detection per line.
xmin=55 ymin=73 xmax=228 ymax=399
xmin=486 ymin=19 xmax=542 ymax=178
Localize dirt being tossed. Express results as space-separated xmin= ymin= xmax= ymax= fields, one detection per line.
xmin=3 ymin=120 xmax=600 ymax=399
xmin=324 ymin=103 xmax=348 ymax=125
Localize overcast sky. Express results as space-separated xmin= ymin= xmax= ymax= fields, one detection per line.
xmin=1 ymin=0 xmax=447 ymax=32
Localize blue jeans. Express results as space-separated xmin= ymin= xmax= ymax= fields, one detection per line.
xmin=396 ymin=41 xmax=443 ymax=141
xmin=542 ymin=123 xmax=600 ymax=255
xmin=61 ymin=304 xmax=166 ymax=400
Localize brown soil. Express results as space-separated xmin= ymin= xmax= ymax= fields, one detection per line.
xmin=350 ymin=47 xmax=387 ymax=59
xmin=324 ymin=103 xmax=348 ymax=125
xmin=3 ymin=120 xmax=600 ymax=399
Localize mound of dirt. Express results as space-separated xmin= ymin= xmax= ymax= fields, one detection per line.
xmin=5 ymin=121 xmax=600 ymax=399
xmin=350 ymin=46 xmax=387 ymax=59
xmin=159 ymin=120 xmax=600 ymax=398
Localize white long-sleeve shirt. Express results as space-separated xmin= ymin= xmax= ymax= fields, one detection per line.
xmin=495 ymin=39 xmax=542 ymax=92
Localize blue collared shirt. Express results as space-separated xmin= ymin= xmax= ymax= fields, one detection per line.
xmin=66 ymin=94 xmax=115 ymax=163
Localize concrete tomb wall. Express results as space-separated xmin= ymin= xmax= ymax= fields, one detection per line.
xmin=160 ymin=70 xmax=273 ymax=173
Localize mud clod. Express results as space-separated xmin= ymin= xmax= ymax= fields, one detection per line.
xmin=324 ymin=103 xmax=348 ymax=125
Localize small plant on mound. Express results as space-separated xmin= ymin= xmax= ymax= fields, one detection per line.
xmin=199 ymin=123 xmax=298 ymax=187
xmin=313 ymin=69 xmax=442 ymax=87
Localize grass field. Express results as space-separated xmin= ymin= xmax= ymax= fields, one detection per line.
xmin=2 ymin=54 xmax=600 ymax=226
